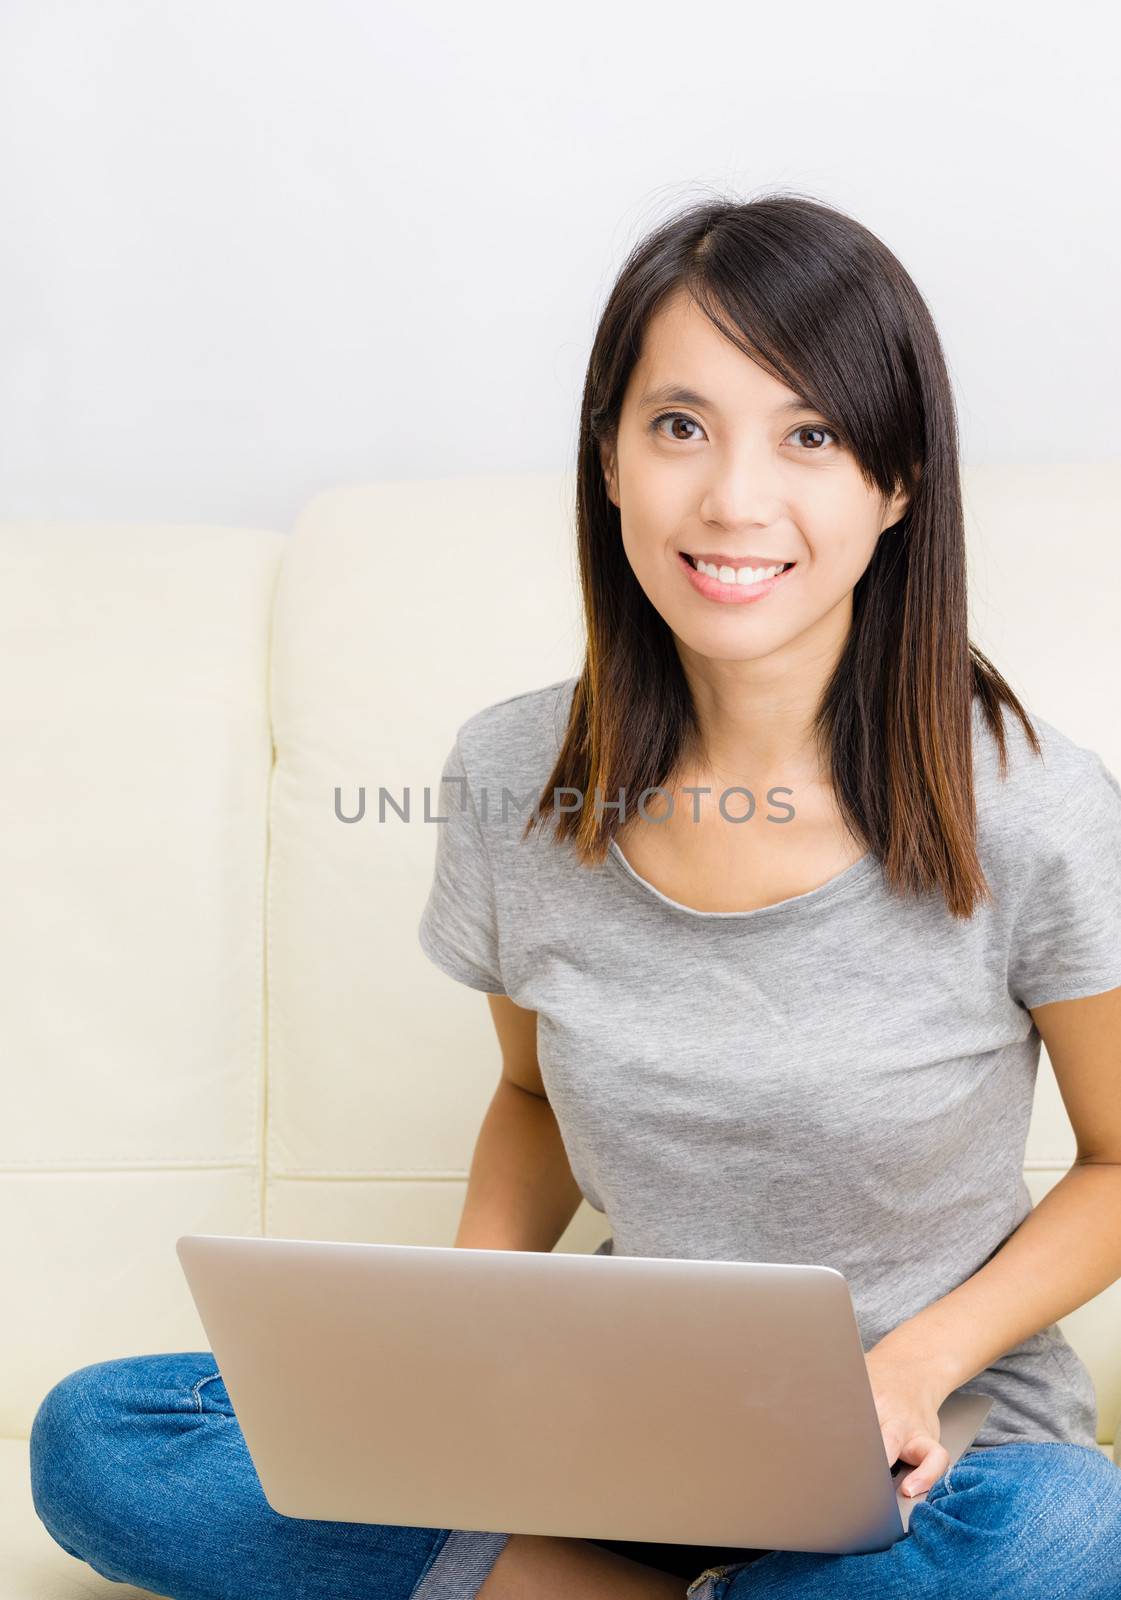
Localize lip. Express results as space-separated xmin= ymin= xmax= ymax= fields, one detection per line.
xmin=678 ymin=550 xmax=797 ymax=604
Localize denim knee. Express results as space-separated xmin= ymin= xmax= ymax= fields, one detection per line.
xmin=923 ymin=1443 xmax=1121 ymax=1600
xmin=711 ymin=1444 xmax=1121 ymax=1600
xmin=29 ymin=1359 xmax=115 ymax=1554
xmin=28 ymin=1352 xmax=213 ymax=1557
xmin=30 ymin=1364 xmax=97 ymax=1510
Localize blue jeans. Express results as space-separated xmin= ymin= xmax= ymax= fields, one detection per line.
xmin=29 ymin=1351 xmax=1121 ymax=1599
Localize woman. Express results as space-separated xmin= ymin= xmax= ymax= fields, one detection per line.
xmin=30 ymin=195 xmax=1121 ymax=1600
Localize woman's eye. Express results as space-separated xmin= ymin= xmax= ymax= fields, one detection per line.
xmin=788 ymin=424 xmax=838 ymax=451
xmin=650 ymin=411 xmax=705 ymax=442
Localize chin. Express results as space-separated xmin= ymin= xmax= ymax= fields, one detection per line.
xmin=675 ymin=624 xmax=790 ymax=663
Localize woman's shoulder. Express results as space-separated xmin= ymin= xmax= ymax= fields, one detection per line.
xmin=453 ymin=673 xmax=578 ymax=780
xmin=975 ymin=701 xmax=1121 ymax=1006
xmin=972 ymin=697 xmax=1120 ymax=857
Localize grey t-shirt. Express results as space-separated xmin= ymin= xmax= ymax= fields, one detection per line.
xmin=418 ymin=675 xmax=1121 ymax=1450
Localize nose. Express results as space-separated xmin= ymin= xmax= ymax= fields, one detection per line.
xmin=698 ymin=444 xmax=784 ymax=531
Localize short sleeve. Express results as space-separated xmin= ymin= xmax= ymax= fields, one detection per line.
xmin=417 ymin=734 xmax=507 ymax=995
xmin=1008 ymin=750 xmax=1121 ymax=1009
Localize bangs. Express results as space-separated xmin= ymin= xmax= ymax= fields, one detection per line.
xmin=683 ymin=236 xmax=922 ymax=498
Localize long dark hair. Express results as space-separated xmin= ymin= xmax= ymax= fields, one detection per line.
xmin=525 ymin=192 xmax=1039 ymax=920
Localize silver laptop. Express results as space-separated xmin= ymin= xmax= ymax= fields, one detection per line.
xmin=176 ymin=1234 xmax=992 ymax=1556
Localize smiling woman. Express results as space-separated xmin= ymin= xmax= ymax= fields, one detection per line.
xmin=530 ymin=196 xmax=1025 ymax=926
xmin=434 ymin=194 xmax=1121 ymax=1600
xmin=27 ymin=192 xmax=1121 ymax=1600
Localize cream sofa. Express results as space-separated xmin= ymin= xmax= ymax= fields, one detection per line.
xmin=3 ymin=466 xmax=1119 ymax=1597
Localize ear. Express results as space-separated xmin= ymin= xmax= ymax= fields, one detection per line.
xmin=599 ymin=439 xmax=619 ymax=508
xmin=882 ymin=489 xmax=909 ymax=531
xmin=882 ymin=464 xmax=919 ymax=532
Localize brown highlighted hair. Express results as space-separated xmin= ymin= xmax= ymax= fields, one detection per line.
xmin=524 ymin=191 xmax=1039 ymax=920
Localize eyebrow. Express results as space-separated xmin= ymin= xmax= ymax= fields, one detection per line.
xmin=637 ymin=384 xmax=816 ymax=415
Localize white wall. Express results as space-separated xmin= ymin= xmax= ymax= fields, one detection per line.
xmin=0 ymin=0 xmax=1117 ymax=529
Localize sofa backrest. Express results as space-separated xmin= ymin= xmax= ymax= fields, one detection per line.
xmin=1 ymin=467 xmax=1118 ymax=1444
xmin=0 ymin=521 xmax=283 ymax=1437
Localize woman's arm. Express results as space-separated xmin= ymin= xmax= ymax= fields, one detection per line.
xmin=876 ymin=983 xmax=1121 ymax=1397
xmin=454 ymin=994 xmax=585 ymax=1252
xmin=457 ymin=999 xmax=681 ymax=1599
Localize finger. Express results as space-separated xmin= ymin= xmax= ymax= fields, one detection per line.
xmin=899 ymin=1438 xmax=950 ymax=1498
xmin=880 ymin=1422 xmax=904 ymax=1469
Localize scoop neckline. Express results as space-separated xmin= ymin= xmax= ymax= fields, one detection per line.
xmin=606 ymin=836 xmax=879 ymax=921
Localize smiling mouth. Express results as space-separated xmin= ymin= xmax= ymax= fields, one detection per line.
xmin=680 ymin=553 xmax=796 ymax=576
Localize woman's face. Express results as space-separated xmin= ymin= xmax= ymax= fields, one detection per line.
xmin=600 ymin=289 xmax=911 ymax=670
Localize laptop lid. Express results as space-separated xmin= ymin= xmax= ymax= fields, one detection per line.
xmin=176 ymin=1235 xmax=991 ymax=1555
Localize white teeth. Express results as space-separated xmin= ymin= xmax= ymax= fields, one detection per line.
xmin=696 ymin=560 xmax=788 ymax=585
